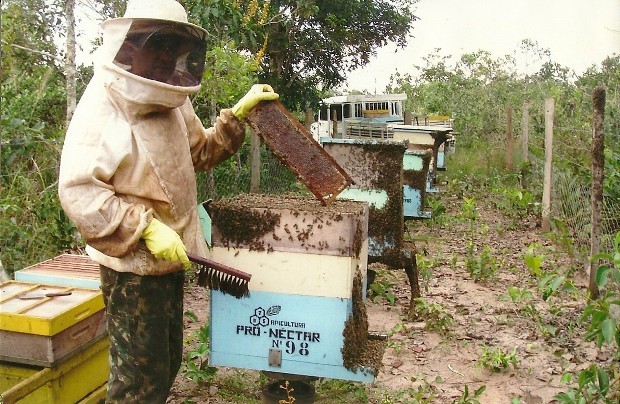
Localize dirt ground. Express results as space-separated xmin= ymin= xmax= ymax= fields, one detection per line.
xmin=168 ymin=191 xmax=611 ymax=403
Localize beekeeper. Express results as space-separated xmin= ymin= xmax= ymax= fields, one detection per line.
xmin=58 ymin=0 xmax=278 ymax=401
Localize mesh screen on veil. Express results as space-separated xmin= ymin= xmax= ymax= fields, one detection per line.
xmin=113 ymin=20 xmax=207 ymax=87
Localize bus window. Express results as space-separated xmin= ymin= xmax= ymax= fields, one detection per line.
xmin=318 ymin=105 xmax=328 ymax=121
xmin=355 ymin=103 xmax=363 ymax=117
xmin=329 ymin=105 xmax=342 ymax=121
xmin=365 ymin=102 xmax=388 ymax=111
xmin=343 ymin=104 xmax=352 ymax=118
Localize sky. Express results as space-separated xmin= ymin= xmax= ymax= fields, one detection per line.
xmin=343 ymin=0 xmax=620 ymax=93
xmin=72 ymin=0 xmax=620 ymax=92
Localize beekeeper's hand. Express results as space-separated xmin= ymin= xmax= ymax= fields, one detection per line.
xmin=232 ymin=84 xmax=279 ymax=120
xmin=142 ymin=218 xmax=190 ymax=269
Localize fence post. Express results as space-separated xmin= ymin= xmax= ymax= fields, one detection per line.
xmin=249 ymin=129 xmax=261 ymax=193
xmin=522 ymin=103 xmax=529 ymax=162
xmin=506 ymin=107 xmax=513 ymax=171
xmin=589 ymin=86 xmax=606 ymax=299
xmin=404 ymin=110 xmax=412 ymax=125
xmin=541 ymin=98 xmax=554 ymax=232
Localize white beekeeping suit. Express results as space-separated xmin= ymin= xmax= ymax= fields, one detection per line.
xmin=58 ymin=0 xmax=278 ymax=402
xmin=59 ymin=0 xmax=249 ymax=275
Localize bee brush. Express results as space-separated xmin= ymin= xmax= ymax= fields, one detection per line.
xmin=187 ymin=252 xmax=251 ymax=299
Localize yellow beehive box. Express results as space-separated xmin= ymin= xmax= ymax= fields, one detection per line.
xmin=0 ymin=337 xmax=109 ymax=404
xmin=0 ymin=281 xmax=104 ymax=335
xmin=0 ymin=281 xmax=106 ymax=366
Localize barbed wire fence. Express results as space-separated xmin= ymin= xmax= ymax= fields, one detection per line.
xmin=528 ymin=154 xmax=620 ymax=269
xmin=517 ymin=94 xmax=619 ymax=271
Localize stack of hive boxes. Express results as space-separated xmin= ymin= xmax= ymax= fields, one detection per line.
xmin=207 ymin=194 xmax=385 ymax=382
xmin=0 ymin=254 xmax=108 ymax=403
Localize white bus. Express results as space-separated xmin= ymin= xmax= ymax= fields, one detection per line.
xmin=310 ymin=93 xmax=407 ymax=140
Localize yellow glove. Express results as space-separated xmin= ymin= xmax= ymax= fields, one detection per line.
xmin=232 ymin=84 xmax=280 ymax=120
xmin=141 ymin=218 xmax=190 ymax=269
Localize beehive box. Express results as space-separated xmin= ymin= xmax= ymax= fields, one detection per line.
xmin=14 ymin=254 xmax=100 ymax=289
xmin=0 ymin=281 xmax=105 ymax=366
xmin=0 ymin=337 xmax=109 ymax=403
xmin=392 ymin=125 xmax=453 ymax=192
xmin=403 ymin=150 xmax=433 ymax=219
xmin=321 ymin=138 xmax=407 ymax=257
xmin=208 ymin=194 xmax=385 ymax=382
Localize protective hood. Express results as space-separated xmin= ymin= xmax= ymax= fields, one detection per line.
xmin=93 ymin=0 xmax=207 ymax=110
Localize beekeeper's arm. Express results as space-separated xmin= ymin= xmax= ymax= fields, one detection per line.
xmin=186 ymin=85 xmax=279 ymax=171
xmin=58 ymin=114 xmax=152 ymax=259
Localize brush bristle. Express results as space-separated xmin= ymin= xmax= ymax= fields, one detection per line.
xmin=196 ymin=265 xmax=250 ymax=299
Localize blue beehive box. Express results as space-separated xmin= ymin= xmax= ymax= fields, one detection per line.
xmin=392 ymin=125 xmax=453 ymax=193
xmin=403 ymin=150 xmax=433 ymax=219
xmin=207 ymin=194 xmax=384 ymax=382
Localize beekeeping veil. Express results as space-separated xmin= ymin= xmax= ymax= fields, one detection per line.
xmin=98 ymin=0 xmax=207 ymax=89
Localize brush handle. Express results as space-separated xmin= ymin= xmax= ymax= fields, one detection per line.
xmin=187 ymin=252 xmax=252 ymax=282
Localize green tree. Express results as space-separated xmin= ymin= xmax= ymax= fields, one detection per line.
xmin=387 ymin=44 xmax=619 ymax=204
xmin=185 ymin=0 xmax=418 ymax=110
xmin=1 ymin=0 xmax=78 ymax=273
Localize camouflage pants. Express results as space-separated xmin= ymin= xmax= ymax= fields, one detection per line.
xmin=100 ymin=266 xmax=184 ymax=404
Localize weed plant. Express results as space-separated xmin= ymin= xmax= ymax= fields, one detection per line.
xmin=182 ymin=318 xmax=216 ymax=384
xmin=367 ymin=268 xmax=398 ymax=305
xmin=454 ymin=385 xmax=486 ymax=404
xmin=466 ymin=246 xmax=500 ymax=283
xmin=413 ymin=297 xmax=455 ymax=338
xmin=425 ymin=195 xmax=447 ymax=229
xmin=555 ymin=232 xmax=620 ymax=403
xmin=476 ymin=345 xmax=518 ymax=372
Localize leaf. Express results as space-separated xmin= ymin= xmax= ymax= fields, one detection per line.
xmin=595 ymin=265 xmax=611 ymax=288
xmin=553 ymin=392 xmax=570 ymax=403
xmin=591 ymin=252 xmax=613 ymax=262
xmin=549 ymin=275 xmax=565 ymax=292
xmin=560 ymin=281 xmax=578 ymax=293
xmin=577 ymin=366 xmax=596 ymax=388
xmin=601 ymin=318 xmax=617 ymax=344
xmin=597 ymin=367 xmax=610 ymax=393
xmin=184 ymin=310 xmax=198 ymax=322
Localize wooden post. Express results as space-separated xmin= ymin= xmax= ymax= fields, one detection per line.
xmin=541 ymin=98 xmax=554 ymax=232
xmin=522 ymin=103 xmax=529 ymax=162
xmin=331 ymin=110 xmax=338 ymax=138
xmin=506 ymin=108 xmax=513 ymax=171
xmin=404 ymin=110 xmax=412 ymax=125
xmin=589 ymin=86 xmax=606 ymax=299
xmin=249 ymin=129 xmax=261 ymax=193
xmin=304 ymin=107 xmax=313 ymax=131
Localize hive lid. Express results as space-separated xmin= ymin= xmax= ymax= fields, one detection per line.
xmin=20 ymin=254 xmax=99 ymax=273
xmin=0 ymin=281 xmax=104 ymax=336
xmin=15 ymin=254 xmax=100 ymax=288
xmin=245 ymin=101 xmax=353 ymax=205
